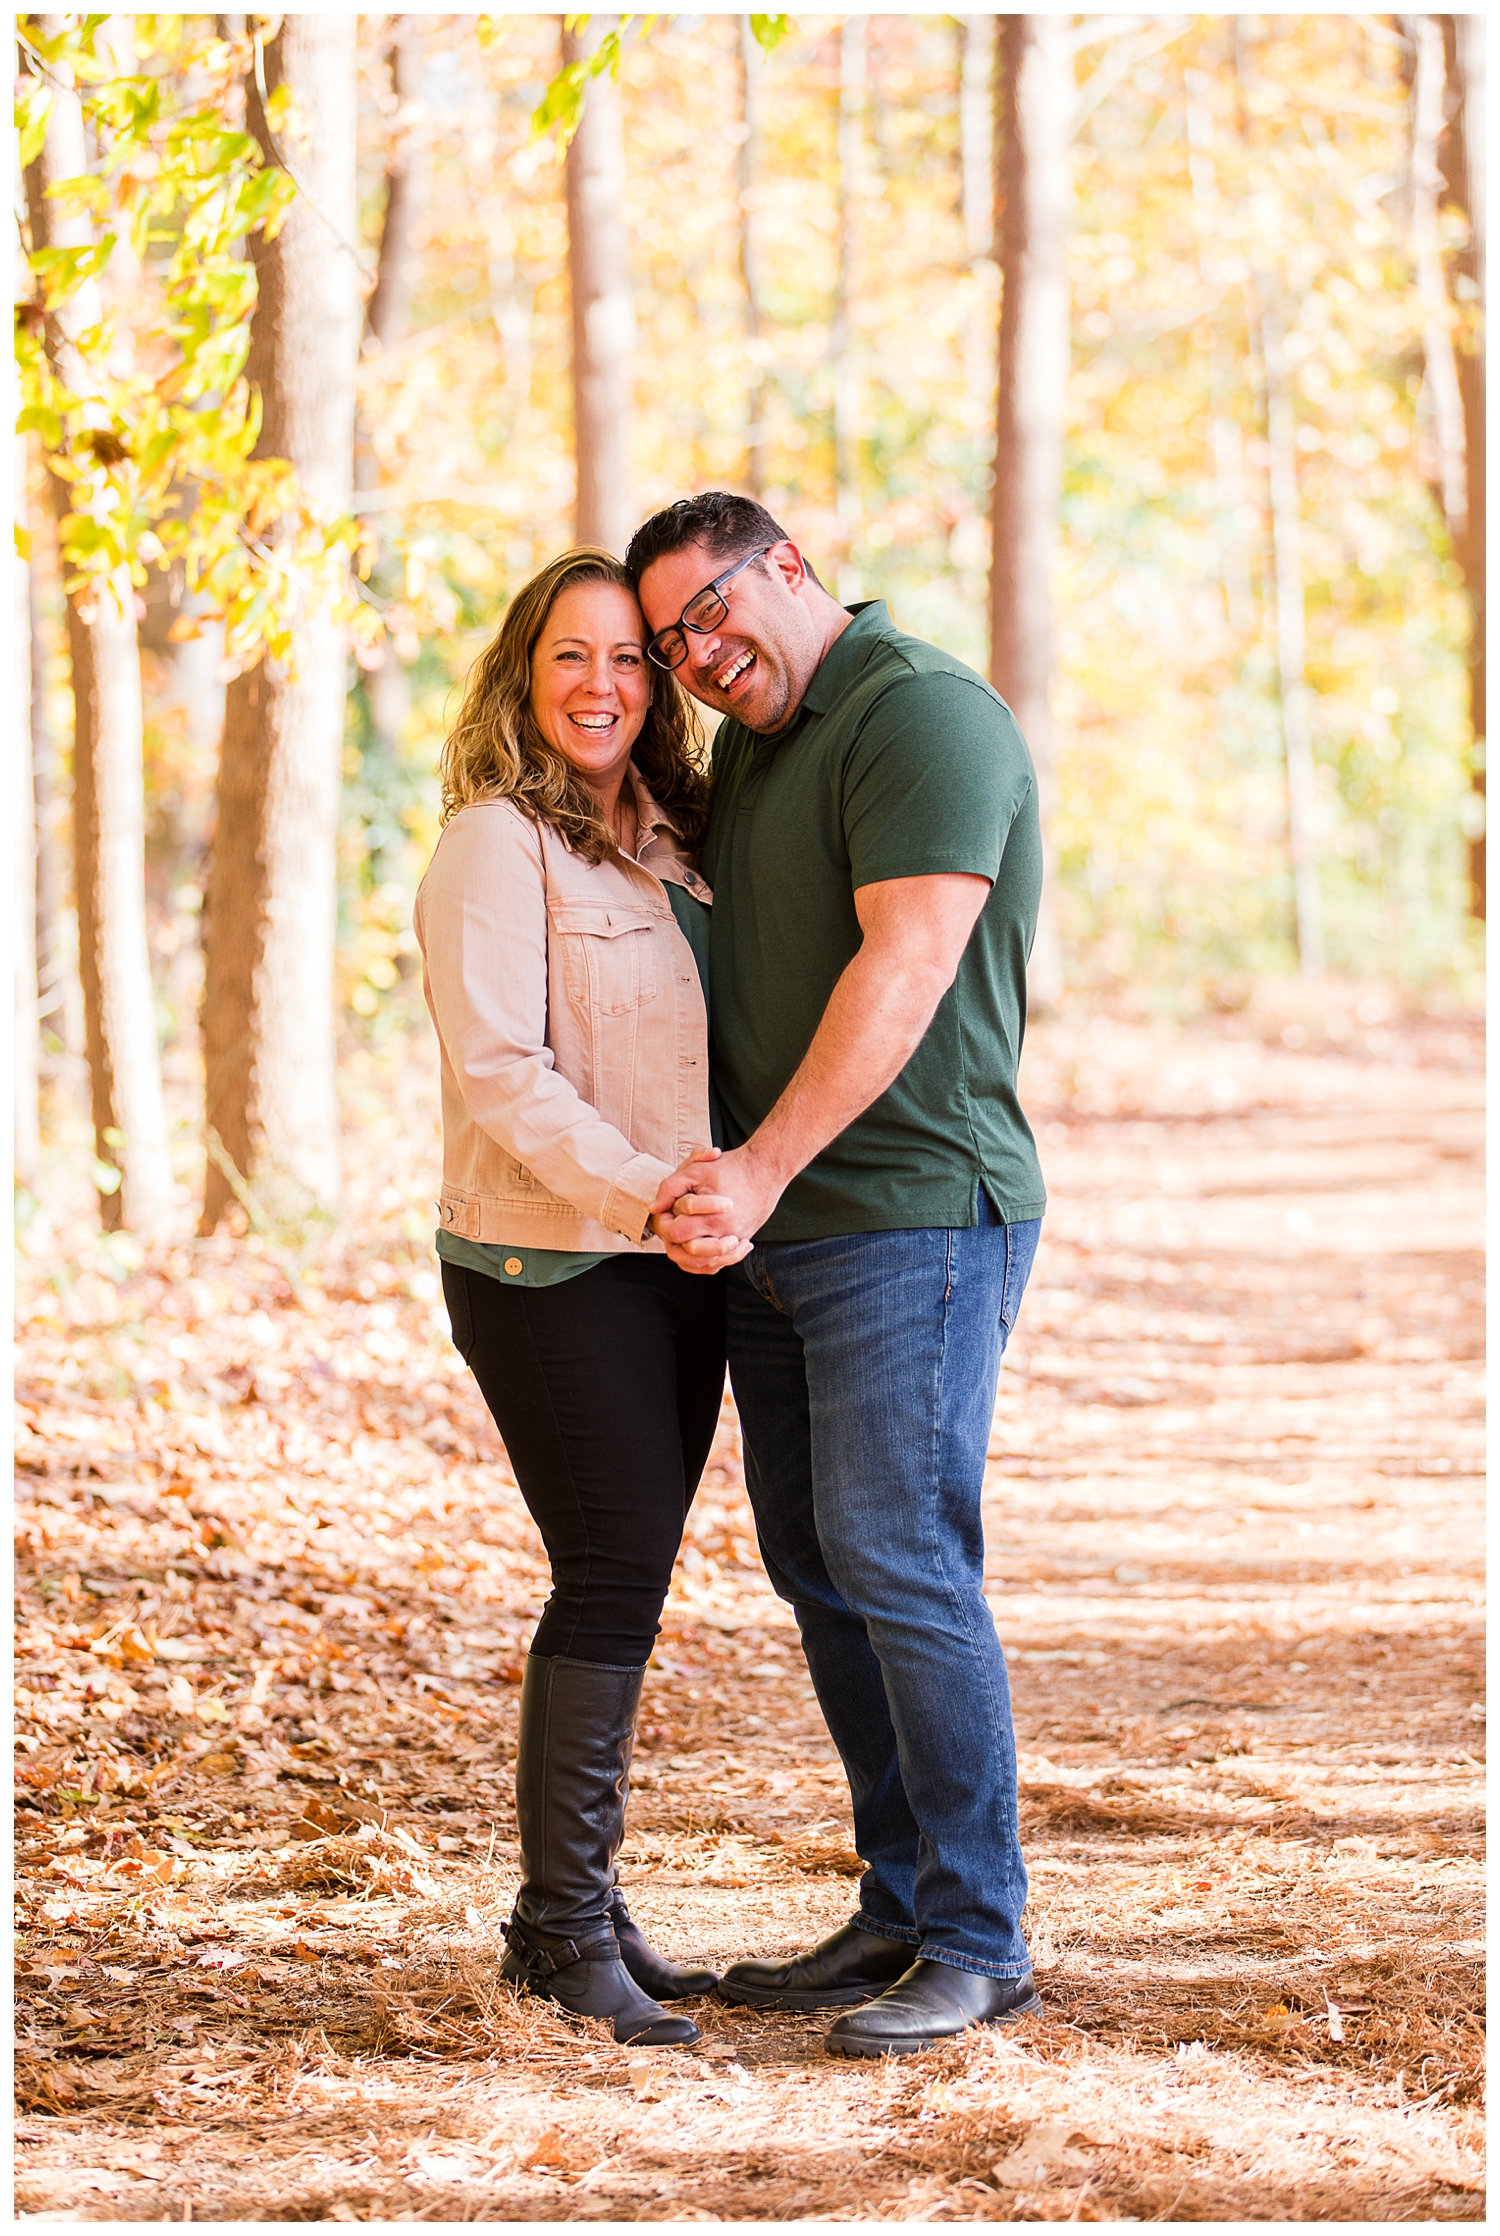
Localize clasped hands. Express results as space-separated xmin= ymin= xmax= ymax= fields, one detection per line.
xmin=647 ymin=1143 xmax=779 ymax=1274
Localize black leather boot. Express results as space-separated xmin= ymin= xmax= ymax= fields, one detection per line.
xmin=609 ymin=1887 xmax=719 ymax=2000
xmin=499 ymin=1654 xmax=698 ymax=2048
xmin=500 ymin=1914 xmax=695 ymax=2046
xmin=824 ymin=1958 xmax=1042 ymax=2057
xmin=717 ymin=1921 xmax=917 ymax=2010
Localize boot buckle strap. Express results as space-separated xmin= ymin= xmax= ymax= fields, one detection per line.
xmin=504 ymin=1917 xmax=583 ymax=1975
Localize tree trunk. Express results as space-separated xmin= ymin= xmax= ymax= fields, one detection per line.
xmin=356 ymin=15 xmax=430 ymax=763
xmin=1434 ymin=16 xmax=1486 ymax=921
xmin=564 ymin=16 xmax=633 ymax=555
xmin=28 ymin=519 xmax=68 ymax=1051
xmin=1231 ymin=22 xmax=1323 ymax=975
xmin=737 ymin=15 xmax=768 ymax=496
xmin=23 ymin=21 xmax=173 ymax=1235
xmin=1411 ymin=23 xmax=1469 ymax=549
xmin=470 ymin=20 xmax=532 ymax=422
xmin=366 ymin=16 xmax=429 ymax=355
xmin=15 ymin=536 xmax=40 ymax=1193
xmin=1259 ymin=300 xmax=1325 ymax=976
xmin=200 ymin=15 xmax=359 ymax=1233
xmin=832 ymin=14 xmax=868 ymax=587
xmin=990 ymin=15 xmax=1070 ymax=1010
xmin=1183 ymin=66 xmax=1256 ymax=639
xmin=959 ymin=14 xmax=996 ymax=259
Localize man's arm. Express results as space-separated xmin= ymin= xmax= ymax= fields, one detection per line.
xmin=655 ymin=871 xmax=990 ymax=1259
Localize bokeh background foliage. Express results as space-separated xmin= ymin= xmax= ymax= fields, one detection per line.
xmin=16 ymin=12 xmax=1483 ymax=1240
xmin=335 ymin=12 xmax=1480 ymax=1004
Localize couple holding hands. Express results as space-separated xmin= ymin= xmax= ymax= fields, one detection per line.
xmin=414 ymin=491 xmax=1047 ymax=2059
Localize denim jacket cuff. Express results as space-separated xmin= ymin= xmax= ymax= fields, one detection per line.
xmin=602 ymin=1152 xmax=677 ymax=1244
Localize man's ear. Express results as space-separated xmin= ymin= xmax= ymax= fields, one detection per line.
xmin=767 ymin=539 xmax=807 ymax=593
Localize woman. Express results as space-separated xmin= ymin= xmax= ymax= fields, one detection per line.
xmin=414 ymin=550 xmax=745 ymax=2050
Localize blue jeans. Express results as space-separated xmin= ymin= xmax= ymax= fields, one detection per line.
xmin=727 ymin=1198 xmax=1041 ymax=1979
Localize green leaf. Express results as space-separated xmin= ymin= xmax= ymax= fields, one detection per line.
xmin=531 ymin=17 xmax=659 ymax=146
xmin=30 ymin=240 xmax=115 ymax=307
xmin=16 ymin=403 xmax=64 ymax=447
xmin=138 ymin=428 xmax=181 ymax=479
xmin=749 ymin=14 xmax=791 ymax=52
xmin=44 ymin=172 xmax=114 ymax=223
xmin=530 ymin=57 xmax=591 ymax=147
xmin=16 ymin=82 xmax=54 ymax=170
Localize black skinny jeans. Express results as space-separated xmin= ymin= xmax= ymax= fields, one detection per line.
xmin=442 ymin=1256 xmax=726 ymax=1666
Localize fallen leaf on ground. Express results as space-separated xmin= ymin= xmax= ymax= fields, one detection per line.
xmin=521 ymin=2126 xmax=566 ymax=2166
xmin=991 ymin=2123 xmax=1095 ymax=2186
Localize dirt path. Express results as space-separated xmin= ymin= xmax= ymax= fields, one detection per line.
xmin=15 ymin=999 xmax=1484 ymax=2221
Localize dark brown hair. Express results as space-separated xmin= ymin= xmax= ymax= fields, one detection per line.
xmin=624 ymin=490 xmax=822 ymax=588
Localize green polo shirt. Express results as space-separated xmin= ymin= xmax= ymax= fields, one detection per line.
xmin=702 ymin=600 xmax=1046 ymax=1243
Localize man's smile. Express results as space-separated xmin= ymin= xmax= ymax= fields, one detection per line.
xmin=712 ymin=646 xmax=757 ymax=695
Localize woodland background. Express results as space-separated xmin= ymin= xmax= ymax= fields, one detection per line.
xmin=11 ymin=15 xmax=1486 ymax=2223
xmin=12 ymin=9 xmax=1485 ymax=1246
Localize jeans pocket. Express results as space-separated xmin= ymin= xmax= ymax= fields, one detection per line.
xmin=442 ymin=1263 xmax=475 ymax=1362
xmin=1000 ymin=1219 xmax=1041 ymax=1331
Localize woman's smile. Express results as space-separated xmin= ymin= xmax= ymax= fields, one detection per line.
xmin=531 ymin=579 xmax=652 ymax=780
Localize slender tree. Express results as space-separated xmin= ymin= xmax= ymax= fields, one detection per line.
xmin=366 ymin=17 xmax=429 ymax=357
xmin=832 ymin=14 xmax=868 ymax=578
xmin=1410 ymin=21 xmax=1468 ymax=537
xmin=1258 ymin=299 xmax=1324 ymax=975
xmin=1431 ymin=16 xmax=1485 ymax=920
xmin=564 ymin=15 xmax=633 ymax=555
xmin=15 ymin=539 xmax=40 ymax=1193
xmin=23 ymin=21 xmax=173 ymax=1235
xmin=737 ymin=14 xmax=768 ymax=496
xmin=957 ymin=16 xmax=997 ymax=494
xmin=27 ymin=494 xmax=67 ymax=1054
xmin=200 ymin=16 xmax=360 ymax=1232
xmin=356 ymin=14 xmax=431 ymax=763
xmin=959 ymin=14 xmax=996 ymax=260
xmin=1184 ymin=64 xmax=1256 ymax=639
xmin=1232 ymin=21 xmax=1323 ymax=974
xmin=990 ymin=16 xmax=1071 ymax=1009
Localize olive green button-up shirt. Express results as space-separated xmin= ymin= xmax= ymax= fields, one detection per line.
xmin=702 ymin=599 xmax=1047 ymax=1243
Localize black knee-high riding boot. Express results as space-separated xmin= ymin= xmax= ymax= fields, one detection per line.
xmin=499 ymin=1655 xmax=699 ymax=2047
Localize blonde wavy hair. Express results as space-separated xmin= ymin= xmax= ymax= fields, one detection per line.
xmin=439 ymin=548 xmax=710 ymax=860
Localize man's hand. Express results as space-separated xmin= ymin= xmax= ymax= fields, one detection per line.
xmin=661 ymin=873 xmax=991 ymax=1262
xmin=651 ymin=873 xmax=989 ymax=1271
xmin=652 ymin=1142 xmax=784 ymax=1266
xmin=647 ymin=1145 xmax=756 ymax=1274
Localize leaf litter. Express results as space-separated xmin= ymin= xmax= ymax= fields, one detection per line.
xmin=13 ymin=992 xmax=1484 ymax=2219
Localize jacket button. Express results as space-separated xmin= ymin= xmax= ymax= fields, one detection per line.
xmin=504 ymin=1257 xmax=524 ymax=1277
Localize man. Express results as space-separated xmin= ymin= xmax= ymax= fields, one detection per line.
xmin=625 ymin=492 xmax=1047 ymax=2058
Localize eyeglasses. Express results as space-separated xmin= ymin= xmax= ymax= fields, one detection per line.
xmin=645 ymin=545 xmax=775 ymax=671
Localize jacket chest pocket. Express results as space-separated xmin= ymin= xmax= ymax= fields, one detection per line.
xmin=549 ymin=902 xmax=661 ymax=1018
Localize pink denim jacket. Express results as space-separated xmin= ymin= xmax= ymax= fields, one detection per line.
xmin=413 ymin=767 xmax=712 ymax=1256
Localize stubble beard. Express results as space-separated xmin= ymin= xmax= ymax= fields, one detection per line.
xmin=719 ymin=651 xmax=797 ymax=737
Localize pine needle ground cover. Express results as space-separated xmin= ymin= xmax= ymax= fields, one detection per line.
xmin=14 ymin=992 xmax=1483 ymax=2222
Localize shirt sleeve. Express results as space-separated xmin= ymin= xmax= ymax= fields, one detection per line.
xmin=838 ymin=671 xmax=1035 ymax=890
